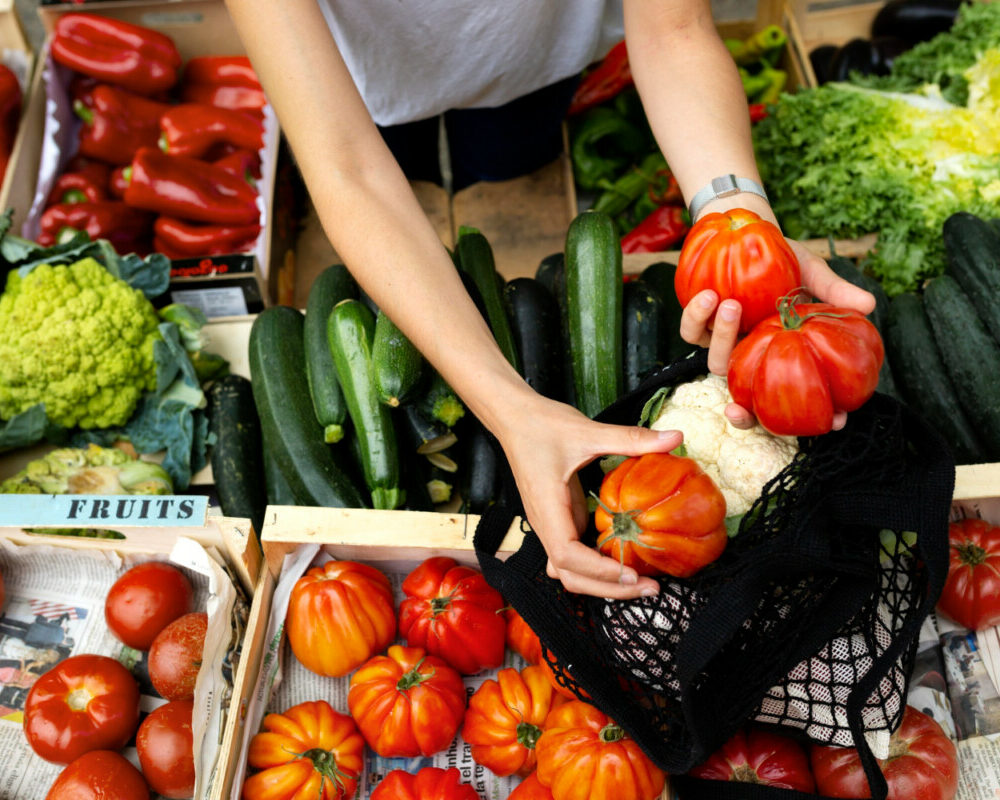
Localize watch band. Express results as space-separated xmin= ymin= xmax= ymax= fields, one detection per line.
xmin=688 ymin=174 xmax=768 ymax=221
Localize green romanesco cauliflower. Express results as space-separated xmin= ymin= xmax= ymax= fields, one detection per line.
xmin=0 ymin=444 xmax=173 ymax=494
xmin=0 ymin=258 xmax=161 ymax=429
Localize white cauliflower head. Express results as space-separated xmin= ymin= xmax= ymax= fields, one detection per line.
xmin=649 ymin=374 xmax=798 ymax=516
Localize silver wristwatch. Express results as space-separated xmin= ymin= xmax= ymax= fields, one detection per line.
xmin=688 ymin=174 xmax=768 ymax=221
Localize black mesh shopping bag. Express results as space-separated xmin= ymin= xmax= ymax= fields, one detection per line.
xmin=474 ymin=349 xmax=954 ymax=800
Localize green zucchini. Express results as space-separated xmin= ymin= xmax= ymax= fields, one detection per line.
xmin=564 ymin=210 xmax=623 ymax=417
xmin=372 ymin=310 xmax=424 ymax=407
xmin=398 ymin=450 xmax=434 ymax=511
xmin=503 ymin=277 xmax=566 ymax=401
xmin=208 ymin=374 xmax=266 ymax=533
xmin=638 ymin=261 xmax=697 ymax=363
xmin=396 ymin=403 xmax=458 ymax=455
xmin=304 ymin=265 xmax=357 ymax=443
xmin=249 ymin=307 xmax=366 ymax=508
xmin=884 ymin=292 xmax=987 ymax=465
xmin=416 ymin=371 xmax=465 ymax=429
xmin=622 ymin=279 xmax=668 ymax=392
xmin=943 ymin=211 xmax=1000 ymax=345
xmin=922 ymin=275 xmax=1000 ymax=458
xmin=459 ymin=419 xmax=500 ymax=514
xmin=454 ymin=227 xmax=521 ymax=371
xmin=327 ymin=299 xmax=403 ymax=510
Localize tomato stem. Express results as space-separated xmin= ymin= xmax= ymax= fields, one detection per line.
xmin=776 ymin=290 xmax=852 ymax=330
xmin=598 ymin=723 xmax=626 ymax=743
xmin=731 ymin=764 xmax=763 ymax=783
xmin=397 ymin=657 xmax=435 ymax=691
xmin=430 ymin=591 xmax=455 ymax=616
xmin=65 ymin=687 xmax=92 ymax=712
xmin=295 ymin=747 xmax=354 ymax=795
xmin=516 ymin=721 xmax=543 ymax=750
xmin=955 ymin=540 xmax=989 ymax=566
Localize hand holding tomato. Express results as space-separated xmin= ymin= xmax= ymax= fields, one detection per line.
xmin=937 ymin=517 xmax=1000 ymax=630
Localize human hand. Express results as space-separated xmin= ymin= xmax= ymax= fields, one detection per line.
xmin=493 ymin=396 xmax=681 ymax=599
xmin=678 ymin=238 xmax=876 ymax=429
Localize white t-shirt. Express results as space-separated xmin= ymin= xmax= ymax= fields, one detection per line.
xmin=317 ymin=0 xmax=625 ymax=126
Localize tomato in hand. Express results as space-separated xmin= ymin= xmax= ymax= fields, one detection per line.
xmin=728 ymin=299 xmax=884 ymax=436
xmin=243 ymin=699 xmax=364 ymax=800
xmin=595 ymin=451 xmax=727 ymax=578
xmin=508 ymin=773 xmax=554 ymax=800
xmin=370 ymin=767 xmax=481 ymax=800
xmin=505 ymin=606 xmax=542 ymax=666
xmin=149 ymin=611 xmax=207 ymax=701
xmin=45 ymin=750 xmax=150 ymax=800
xmin=136 ymin=699 xmax=195 ymax=800
xmin=535 ymin=700 xmax=666 ymax=800
xmin=348 ymin=644 xmax=466 ymax=758
xmin=24 ymin=654 xmax=141 ymax=764
xmin=462 ymin=665 xmax=568 ymax=777
xmin=398 ymin=556 xmax=506 ymax=675
xmin=286 ymin=560 xmax=396 ymax=677
xmin=105 ymin=561 xmax=194 ymax=650
xmin=937 ymin=517 xmax=1000 ymax=630
xmin=811 ymin=705 xmax=958 ymax=800
xmin=688 ymin=727 xmax=816 ymax=791
xmin=675 ymin=208 xmax=802 ymax=334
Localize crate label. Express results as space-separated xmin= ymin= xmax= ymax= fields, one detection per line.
xmin=170 ymin=286 xmax=250 ymax=317
xmin=0 ymin=495 xmax=208 ymax=527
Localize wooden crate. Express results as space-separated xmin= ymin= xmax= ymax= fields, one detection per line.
xmin=782 ymin=0 xmax=883 ymax=87
xmin=0 ymin=510 xmax=262 ymax=800
xmin=0 ymin=0 xmax=36 ymax=213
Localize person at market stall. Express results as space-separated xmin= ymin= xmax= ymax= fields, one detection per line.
xmin=225 ymin=0 xmax=875 ymax=600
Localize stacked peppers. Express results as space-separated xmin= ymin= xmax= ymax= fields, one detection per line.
xmin=0 ymin=64 xmax=22 ymax=189
xmin=40 ymin=13 xmax=265 ymax=258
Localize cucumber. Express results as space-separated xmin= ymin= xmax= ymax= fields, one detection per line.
xmin=564 ymin=210 xmax=623 ymax=417
xmin=372 ymin=310 xmax=424 ymax=407
xmin=622 ymin=279 xmax=668 ymax=392
xmin=208 ymin=375 xmax=266 ymax=533
xmin=416 ymin=371 xmax=465 ymax=429
xmin=503 ymin=277 xmax=566 ymax=401
xmin=454 ymin=227 xmax=521 ymax=371
xmin=327 ymin=299 xmax=403 ymax=509
xmin=249 ymin=307 xmax=367 ymax=508
xmin=304 ymin=265 xmax=357 ymax=443
xmin=638 ymin=261 xmax=697 ymax=363
xmin=922 ymin=275 xmax=1000 ymax=458
xmin=943 ymin=211 xmax=1000 ymax=344
xmin=884 ymin=292 xmax=987 ymax=465
xmin=396 ymin=403 xmax=458 ymax=454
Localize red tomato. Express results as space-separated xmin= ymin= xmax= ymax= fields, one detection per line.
xmin=105 ymin=561 xmax=194 ymax=650
xmin=286 ymin=560 xmax=396 ymax=677
xmin=595 ymin=452 xmax=727 ymax=578
xmin=675 ymin=208 xmax=802 ymax=334
xmin=728 ymin=300 xmax=884 ymax=436
xmin=149 ymin=611 xmax=207 ymax=701
xmin=505 ymin=607 xmax=542 ymax=665
xmin=937 ymin=517 xmax=1000 ymax=630
xmin=508 ymin=773 xmax=554 ymax=800
xmin=398 ymin=556 xmax=506 ymax=675
xmin=535 ymin=700 xmax=666 ymax=800
xmin=348 ymin=644 xmax=466 ymax=758
xmin=462 ymin=665 xmax=568 ymax=777
xmin=811 ymin=706 xmax=958 ymax=799
xmin=136 ymin=700 xmax=195 ymax=800
xmin=243 ymin=700 xmax=364 ymax=800
xmin=45 ymin=750 xmax=150 ymax=800
xmin=688 ymin=727 xmax=816 ymax=791
xmin=24 ymin=654 xmax=141 ymax=764
xmin=370 ymin=767 xmax=481 ymax=800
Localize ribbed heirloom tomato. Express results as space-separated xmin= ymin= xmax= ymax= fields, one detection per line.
xmin=285 ymin=559 xmax=396 ymax=677
xmin=595 ymin=452 xmax=728 ymax=578
xmin=370 ymin=767 xmax=481 ymax=800
xmin=24 ymin=654 xmax=141 ymax=764
xmin=688 ymin=727 xmax=816 ymax=791
xmin=242 ymin=700 xmax=364 ymax=800
xmin=398 ymin=556 xmax=506 ymax=674
xmin=462 ymin=665 xmax=568 ymax=777
xmin=508 ymin=773 xmax=554 ymax=800
xmin=728 ymin=299 xmax=884 ymax=436
xmin=347 ymin=645 xmax=466 ymax=758
xmin=937 ymin=517 xmax=1000 ymax=630
xmin=505 ymin=606 xmax=543 ymax=665
xmin=535 ymin=700 xmax=665 ymax=800
xmin=675 ymin=208 xmax=802 ymax=334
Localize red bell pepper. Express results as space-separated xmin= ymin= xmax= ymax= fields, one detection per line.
xmin=50 ymin=14 xmax=182 ymax=96
xmin=567 ymin=40 xmax=633 ymax=116
xmin=0 ymin=64 xmax=21 ymax=185
xmin=46 ymin=161 xmax=110 ymax=205
xmin=38 ymin=201 xmax=153 ymax=255
xmin=75 ymin=84 xmax=171 ymax=165
xmin=153 ymin=216 xmax=261 ymax=258
xmin=180 ymin=83 xmax=267 ymax=117
xmin=647 ymin=169 xmax=682 ymax=206
xmin=620 ymin=205 xmax=690 ymax=254
xmin=109 ymin=165 xmax=130 ymax=199
xmin=124 ymin=147 xmax=260 ymax=225
xmin=159 ymin=103 xmax=263 ymax=160
xmin=181 ymin=56 xmax=261 ymax=89
xmin=212 ymin=147 xmax=261 ymax=181
xmin=749 ymin=103 xmax=769 ymax=123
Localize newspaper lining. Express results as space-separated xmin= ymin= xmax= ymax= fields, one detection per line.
xmin=233 ymin=543 xmax=528 ymax=800
xmin=0 ymin=536 xmax=244 ymax=800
